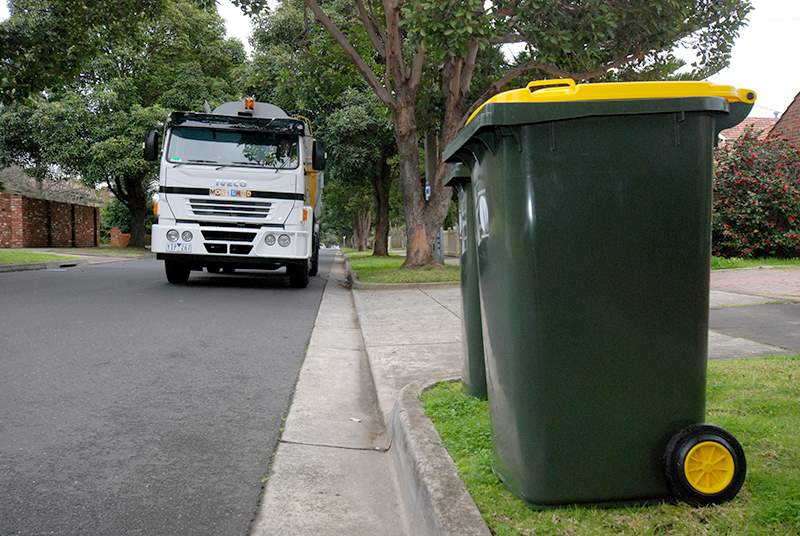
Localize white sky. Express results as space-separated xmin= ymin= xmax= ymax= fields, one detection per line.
xmin=2 ymin=0 xmax=799 ymax=117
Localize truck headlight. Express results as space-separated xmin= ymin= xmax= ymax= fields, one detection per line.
xmin=167 ymin=229 xmax=179 ymax=242
xmin=278 ymin=234 xmax=291 ymax=247
xmin=265 ymin=234 xmax=276 ymax=246
xmin=181 ymin=231 xmax=193 ymax=242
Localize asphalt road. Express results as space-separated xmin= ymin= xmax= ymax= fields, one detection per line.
xmin=710 ymin=302 xmax=800 ymax=353
xmin=0 ymin=251 xmax=333 ymax=536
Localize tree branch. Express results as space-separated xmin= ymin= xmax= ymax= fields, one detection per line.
xmin=108 ymin=178 xmax=130 ymax=208
xmin=409 ymin=43 xmax=426 ymax=90
xmin=303 ymin=0 xmax=396 ymax=108
xmin=383 ymin=0 xmax=408 ymax=94
xmin=459 ymin=39 xmax=480 ymax=98
xmin=355 ymin=0 xmax=385 ymax=58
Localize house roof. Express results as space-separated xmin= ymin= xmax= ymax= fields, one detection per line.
xmin=718 ymin=116 xmax=778 ymax=141
xmin=769 ymin=90 xmax=800 ymax=149
xmin=0 ymin=166 xmax=101 ymax=206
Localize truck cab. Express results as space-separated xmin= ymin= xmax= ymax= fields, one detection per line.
xmin=145 ymin=98 xmax=324 ymax=287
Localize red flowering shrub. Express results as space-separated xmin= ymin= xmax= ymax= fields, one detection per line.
xmin=713 ymin=127 xmax=800 ymax=258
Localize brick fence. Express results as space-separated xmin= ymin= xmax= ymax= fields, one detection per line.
xmin=0 ymin=192 xmax=99 ymax=248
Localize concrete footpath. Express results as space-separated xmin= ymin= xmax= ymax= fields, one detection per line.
xmin=252 ymin=261 xmax=799 ymax=535
xmin=250 ymin=256 xmax=406 ymax=535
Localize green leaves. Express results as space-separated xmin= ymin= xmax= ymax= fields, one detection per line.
xmin=1 ymin=0 xmax=244 ymax=205
xmin=713 ymin=129 xmax=800 ymax=258
xmin=403 ymin=0 xmax=490 ymax=60
xmin=497 ymin=0 xmax=751 ymax=81
xmin=0 ymin=0 xmax=165 ymax=102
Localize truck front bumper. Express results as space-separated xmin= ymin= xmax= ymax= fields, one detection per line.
xmin=151 ymin=223 xmax=312 ymax=260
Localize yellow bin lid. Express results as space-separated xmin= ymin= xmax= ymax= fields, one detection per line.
xmin=467 ymin=79 xmax=757 ymax=124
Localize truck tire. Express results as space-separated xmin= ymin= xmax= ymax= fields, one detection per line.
xmin=288 ymin=262 xmax=310 ymax=288
xmin=309 ymin=234 xmax=320 ymax=276
xmin=165 ymin=261 xmax=191 ymax=284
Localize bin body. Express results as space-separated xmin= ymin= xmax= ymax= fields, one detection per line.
xmin=449 ymin=166 xmax=487 ymax=398
xmin=445 ymin=85 xmax=753 ymax=505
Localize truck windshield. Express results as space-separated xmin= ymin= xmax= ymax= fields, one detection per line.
xmin=166 ymin=127 xmax=299 ymax=169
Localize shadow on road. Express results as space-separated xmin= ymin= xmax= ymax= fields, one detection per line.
xmin=170 ymin=269 xmax=319 ymax=290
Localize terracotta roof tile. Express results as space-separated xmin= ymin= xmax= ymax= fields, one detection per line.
xmin=719 ymin=117 xmax=778 ymax=141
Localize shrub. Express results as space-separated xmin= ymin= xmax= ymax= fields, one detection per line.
xmin=713 ymin=128 xmax=800 ymax=258
xmin=99 ymin=198 xmax=155 ymax=242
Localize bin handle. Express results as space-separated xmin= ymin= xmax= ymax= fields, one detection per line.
xmin=526 ymin=78 xmax=576 ymax=94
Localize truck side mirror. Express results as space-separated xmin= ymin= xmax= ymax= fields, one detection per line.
xmin=144 ymin=130 xmax=160 ymax=161
xmin=313 ymin=139 xmax=326 ymax=171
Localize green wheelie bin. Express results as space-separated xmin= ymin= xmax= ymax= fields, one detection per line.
xmin=443 ymin=79 xmax=754 ymax=507
xmin=446 ymin=164 xmax=487 ymax=398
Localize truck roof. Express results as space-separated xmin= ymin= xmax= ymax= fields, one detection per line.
xmin=167 ymin=112 xmax=305 ymax=136
xmin=212 ymin=100 xmax=289 ymax=119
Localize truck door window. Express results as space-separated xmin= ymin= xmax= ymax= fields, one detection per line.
xmin=167 ymin=127 xmax=299 ymax=169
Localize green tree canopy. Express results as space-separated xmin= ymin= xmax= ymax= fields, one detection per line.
xmin=0 ymin=0 xmax=246 ymax=246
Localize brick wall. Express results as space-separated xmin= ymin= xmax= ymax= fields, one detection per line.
xmin=0 ymin=192 xmax=99 ymax=248
xmin=770 ymin=92 xmax=800 ymax=149
xmin=74 ymin=204 xmax=98 ymax=247
xmin=22 ymin=197 xmax=50 ymax=247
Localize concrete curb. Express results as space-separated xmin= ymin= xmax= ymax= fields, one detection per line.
xmin=0 ymin=259 xmax=81 ymax=273
xmin=0 ymin=254 xmax=149 ymax=274
xmin=389 ymin=379 xmax=491 ymax=536
xmin=343 ymin=254 xmax=458 ymax=290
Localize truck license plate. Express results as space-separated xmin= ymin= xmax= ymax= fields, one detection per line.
xmin=166 ymin=242 xmax=192 ymax=253
xmin=209 ymin=187 xmax=252 ymax=198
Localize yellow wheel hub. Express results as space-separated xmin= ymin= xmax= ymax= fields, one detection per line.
xmin=683 ymin=441 xmax=735 ymax=494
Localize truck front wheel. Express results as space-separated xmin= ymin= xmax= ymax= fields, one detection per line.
xmin=288 ymin=262 xmax=309 ymax=288
xmin=165 ymin=261 xmax=191 ymax=284
xmin=309 ymin=233 xmax=320 ymax=276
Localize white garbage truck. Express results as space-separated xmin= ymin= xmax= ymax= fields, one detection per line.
xmin=144 ymin=98 xmax=325 ymax=287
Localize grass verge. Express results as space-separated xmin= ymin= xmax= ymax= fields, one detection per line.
xmin=46 ymin=246 xmax=151 ymax=257
xmin=0 ymin=250 xmax=79 ymax=265
xmin=422 ymin=356 xmax=800 ymax=535
xmin=712 ymin=256 xmax=800 ymax=270
xmin=343 ymin=249 xmax=459 ymax=284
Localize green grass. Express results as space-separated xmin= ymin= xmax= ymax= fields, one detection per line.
xmin=0 ymin=250 xmax=79 ymax=265
xmin=422 ymin=356 xmax=800 ymax=536
xmin=712 ymin=256 xmax=800 ymax=270
xmin=47 ymin=246 xmax=150 ymax=257
xmin=343 ymin=249 xmax=460 ymax=284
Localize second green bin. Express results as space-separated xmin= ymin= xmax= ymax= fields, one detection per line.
xmin=444 ymin=79 xmax=754 ymax=507
xmin=446 ymin=164 xmax=487 ymax=399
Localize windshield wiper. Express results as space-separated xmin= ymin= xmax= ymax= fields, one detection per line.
xmin=171 ymin=159 xmax=218 ymax=168
xmin=215 ymin=161 xmax=260 ymax=170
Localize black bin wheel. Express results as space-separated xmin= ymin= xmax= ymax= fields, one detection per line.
xmin=664 ymin=424 xmax=746 ymax=506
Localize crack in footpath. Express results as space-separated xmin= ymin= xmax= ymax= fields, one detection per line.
xmin=279 ymin=438 xmax=390 ymax=452
xmin=418 ymin=287 xmax=461 ymax=319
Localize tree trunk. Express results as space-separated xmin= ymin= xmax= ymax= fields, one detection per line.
xmin=124 ymin=177 xmax=147 ymax=248
xmin=393 ymin=105 xmax=438 ymax=267
xmin=372 ymin=151 xmax=392 ymax=256
xmin=353 ymin=207 xmax=371 ymax=251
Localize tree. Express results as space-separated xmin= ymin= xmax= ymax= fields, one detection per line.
xmin=236 ymin=0 xmax=751 ymax=267
xmin=324 ymin=89 xmax=396 ymax=254
xmin=244 ymin=0 xmax=397 ymax=255
xmin=0 ymin=0 xmax=245 ymax=247
xmin=0 ymin=0 xmax=164 ymax=102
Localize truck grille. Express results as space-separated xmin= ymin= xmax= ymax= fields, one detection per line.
xmin=188 ymin=198 xmax=271 ymax=220
xmin=201 ymin=230 xmax=256 ymax=242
